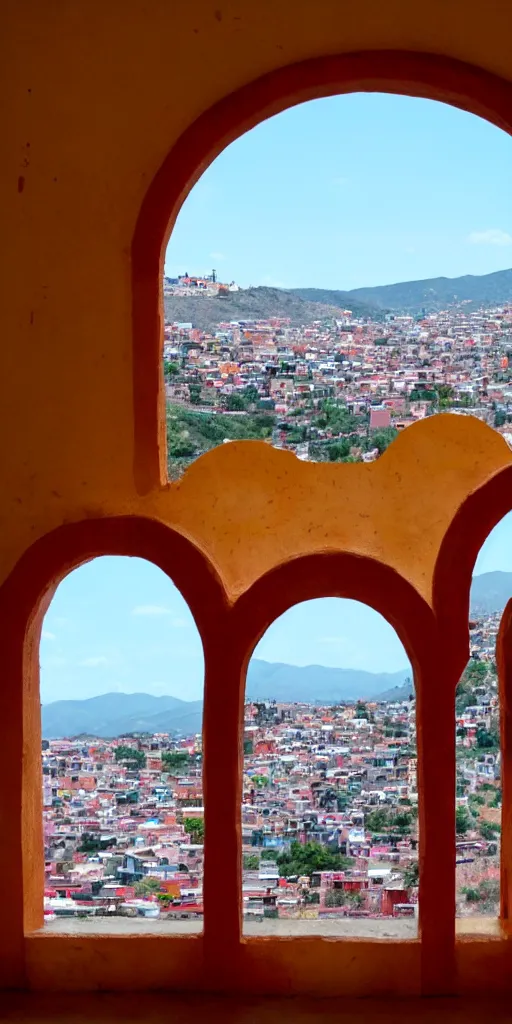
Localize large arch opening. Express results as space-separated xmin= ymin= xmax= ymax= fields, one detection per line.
xmin=131 ymin=51 xmax=512 ymax=493
xmin=158 ymin=89 xmax=512 ymax=482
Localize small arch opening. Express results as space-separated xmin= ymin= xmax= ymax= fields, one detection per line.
xmin=242 ymin=597 xmax=418 ymax=938
xmin=40 ymin=556 xmax=205 ymax=934
xmin=455 ymin=515 xmax=512 ymax=930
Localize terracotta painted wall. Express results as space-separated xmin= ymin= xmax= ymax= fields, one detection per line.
xmin=0 ymin=0 xmax=511 ymax=582
xmin=2 ymin=0 xmax=512 ymax=999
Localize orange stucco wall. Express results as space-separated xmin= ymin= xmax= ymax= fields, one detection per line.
xmin=3 ymin=0 xmax=512 ymax=998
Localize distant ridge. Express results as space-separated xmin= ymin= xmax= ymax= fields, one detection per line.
xmin=292 ymin=268 xmax=512 ymax=314
xmin=164 ymin=270 xmax=512 ymax=331
xmin=470 ymin=570 xmax=512 ymax=616
xmin=246 ymin=660 xmax=410 ymax=704
xmin=42 ymin=663 xmax=411 ymax=738
xmin=41 ymin=573 xmax=512 ymax=737
xmin=42 ymin=692 xmax=204 ymax=740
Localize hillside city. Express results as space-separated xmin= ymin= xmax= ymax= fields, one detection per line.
xmin=42 ymin=273 xmax=506 ymax=929
xmin=43 ymin=608 xmax=501 ymax=931
xmin=163 ymin=273 xmax=512 ymax=476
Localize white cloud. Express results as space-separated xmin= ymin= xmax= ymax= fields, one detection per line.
xmin=468 ymin=229 xmax=512 ymax=246
xmin=79 ymin=656 xmax=109 ymax=667
xmin=41 ymin=630 xmax=56 ymax=641
xmin=132 ymin=605 xmax=171 ymax=616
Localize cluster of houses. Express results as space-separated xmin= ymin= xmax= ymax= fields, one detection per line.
xmin=42 ymin=610 xmax=502 ymax=927
xmin=163 ymin=272 xmax=239 ymax=297
xmin=43 ymin=735 xmax=204 ymax=923
xmin=164 ymin=295 xmax=512 ymax=462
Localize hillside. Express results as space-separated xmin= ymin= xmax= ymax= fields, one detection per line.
xmin=375 ymin=680 xmax=415 ymax=702
xmin=289 ymin=287 xmax=370 ymax=310
xmin=41 ymin=572 xmax=512 ymax=737
xmin=348 ymin=267 xmax=512 ymax=313
xmin=246 ymin=660 xmax=410 ymax=704
xmin=164 ymin=271 xmax=512 ymax=329
xmin=164 ymin=286 xmax=378 ymax=330
xmin=42 ymin=663 xmax=412 ymax=737
xmin=42 ymin=692 xmax=203 ymax=740
xmin=292 ymin=268 xmax=512 ymax=314
xmin=470 ymin=570 xmax=512 ymax=616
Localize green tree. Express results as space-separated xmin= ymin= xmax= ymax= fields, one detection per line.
xmin=355 ymin=701 xmax=369 ymax=720
xmin=456 ymin=660 xmax=487 ymax=714
xmin=243 ymin=854 xmax=259 ymax=870
xmin=225 ymin=392 xmax=246 ymax=411
xmin=260 ymin=849 xmax=277 ymax=861
xmin=162 ymin=751 xmax=192 ymax=774
xmin=324 ymin=887 xmax=345 ymax=907
xmin=476 ymin=727 xmax=499 ymax=750
xmin=78 ymin=831 xmax=102 ymax=853
xmin=276 ymin=841 xmax=353 ymax=879
xmin=327 ymin=438 xmax=352 ymax=461
xmin=390 ymin=810 xmax=413 ymax=835
xmin=479 ymin=820 xmax=501 ymax=840
xmin=366 ymin=807 xmax=389 ymax=832
xmin=114 ymin=745 xmax=146 ymax=769
xmin=403 ymin=861 xmax=419 ymax=888
xmin=164 ymin=360 xmax=179 ymax=378
xmin=251 ymin=774 xmax=269 ymax=788
xmin=183 ymin=818 xmax=204 ymax=843
xmin=134 ymin=877 xmax=162 ymax=897
xmin=371 ymin=427 xmax=399 ymax=454
xmin=456 ymin=807 xmax=472 ymax=835
xmin=434 ymin=384 xmax=454 ymax=409
xmin=244 ymin=385 xmax=260 ymax=405
xmin=345 ymin=889 xmax=364 ymax=908
xmin=189 ymin=383 xmax=202 ymax=405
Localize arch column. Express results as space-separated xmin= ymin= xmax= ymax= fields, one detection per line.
xmin=202 ymin=629 xmax=246 ymax=982
xmin=415 ymin=646 xmax=457 ymax=993
xmin=497 ymin=601 xmax=512 ymax=924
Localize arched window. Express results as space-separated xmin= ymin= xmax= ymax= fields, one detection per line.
xmin=455 ymin=513 xmax=512 ymax=930
xmin=242 ymin=597 xmax=417 ymax=937
xmin=40 ymin=556 xmax=204 ymax=933
xmin=161 ymin=93 xmax=512 ymax=483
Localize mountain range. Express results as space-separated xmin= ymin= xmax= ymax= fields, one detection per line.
xmin=42 ymin=662 xmax=412 ymax=739
xmin=292 ymin=267 xmax=512 ymax=314
xmin=41 ymin=571 xmax=512 ymax=738
xmin=163 ymin=269 xmax=512 ymax=331
xmin=42 ymin=691 xmax=204 ymax=742
xmin=469 ymin=570 xmax=512 ymax=616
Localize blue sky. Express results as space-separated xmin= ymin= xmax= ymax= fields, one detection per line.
xmin=40 ymin=94 xmax=512 ymax=705
xmin=165 ymin=93 xmax=512 ymax=290
xmin=40 ymin=513 xmax=512 ymax=704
